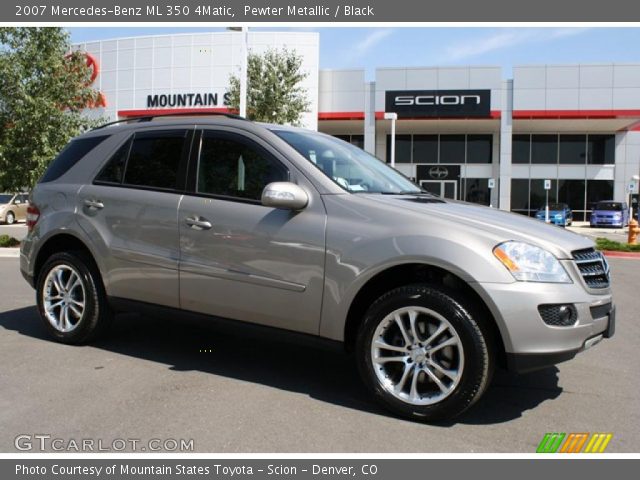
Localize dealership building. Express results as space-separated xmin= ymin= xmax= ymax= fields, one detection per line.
xmin=75 ymin=31 xmax=640 ymax=219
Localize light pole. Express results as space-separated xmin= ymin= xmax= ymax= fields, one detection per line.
xmin=384 ymin=112 xmax=398 ymax=168
xmin=228 ymin=26 xmax=248 ymax=118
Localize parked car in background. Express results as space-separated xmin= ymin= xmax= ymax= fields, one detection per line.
xmin=535 ymin=203 xmax=573 ymax=227
xmin=0 ymin=193 xmax=29 ymax=224
xmin=590 ymin=201 xmax=629 ymax=228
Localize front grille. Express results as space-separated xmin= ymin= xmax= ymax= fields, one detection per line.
xmin=538 ymin=304 xmax=578 ymax=327
xmin=572 ymin=248 xmax=610 ymax=289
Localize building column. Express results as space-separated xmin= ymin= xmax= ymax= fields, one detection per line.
xmin=499 ymin=79 xmax=513 ymax=211
xmin=364 ymin=81 xmax=376 ymax=155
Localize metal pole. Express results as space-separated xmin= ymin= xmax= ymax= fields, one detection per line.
xmin=545 ymin=190 xmax=549 ymax=223
xmin=239 ymin=26 xmax=248 ymax=118
xmin=390 ymin=117 xmax=396 ymax=168
xmin=384 ymin=112 xmax=398 ymax=168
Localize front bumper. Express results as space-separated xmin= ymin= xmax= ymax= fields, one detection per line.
xmin=477 ymin=274 xmax=614 ymax=373
xmin=591 ymin=218 xmax=623 ymax=227
xmin=536 ymin=216 xmax=566 ymax=226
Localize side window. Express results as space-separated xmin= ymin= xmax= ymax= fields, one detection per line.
xmin=197 ymin=132 xmax=288 ymax=201
xmin=95 ymin=138 xmax=131 ymax=185
xmin=124 ymin=131 xmax=187 ymax=190
xmin=40 ymin=135 xmax=109 ymax=183
xmin=95 ymin=130 xmax=188 ymax=190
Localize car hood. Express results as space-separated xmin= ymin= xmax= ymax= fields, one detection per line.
xmin=592 ymin=210 xmax=622 ymax=214
xmin=360 ymin=194 xmax=593 ymax=259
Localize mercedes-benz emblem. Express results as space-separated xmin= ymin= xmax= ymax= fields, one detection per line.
xmin=429 ymin=166 xmax=449 ymax=179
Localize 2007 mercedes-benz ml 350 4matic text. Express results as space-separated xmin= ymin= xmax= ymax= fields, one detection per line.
xmin=20 ymin=114 xmax=615 ymax=421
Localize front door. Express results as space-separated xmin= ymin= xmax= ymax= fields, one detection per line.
xmin=178 ymin=129 xmax=327 ymax=335
xmin=420 ymin=180 xmax=457 ymax=200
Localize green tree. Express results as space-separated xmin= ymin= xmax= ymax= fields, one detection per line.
xmin=227 ymin=48 xmax=310 ymax=126
xmin=0 ymin=27 xmax=102 ymax=191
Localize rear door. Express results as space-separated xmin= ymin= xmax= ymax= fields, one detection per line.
xmin=77 ymin=128 xmax=193 ymax=308
xmin=178 ymin=128 xmax=327 ymax=334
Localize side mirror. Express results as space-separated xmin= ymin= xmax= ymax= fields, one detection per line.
xmin=261 ymin=182 xmax=309 ymax=210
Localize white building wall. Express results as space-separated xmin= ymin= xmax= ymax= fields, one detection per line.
xmin=614 ymin=131 xmax=640 ymax=201
xmin=76 ymin=31 xmax=320 ymax=130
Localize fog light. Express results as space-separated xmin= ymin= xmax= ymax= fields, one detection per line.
xmin=538 ymin=304 xmax=578 ymax=327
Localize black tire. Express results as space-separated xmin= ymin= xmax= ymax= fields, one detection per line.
xmin=36 ymin=251 xmax=112 ymax=344
xmin=356 ymin=284 xmax=494 ymax=422
xmin=5 ymin=211 xmax=15 ymax=225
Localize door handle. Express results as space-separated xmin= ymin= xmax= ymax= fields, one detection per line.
xmin=185 ymin=216 xmax=212 ymax=230
xmin=83 ymin=199 xmax=104 ymax=210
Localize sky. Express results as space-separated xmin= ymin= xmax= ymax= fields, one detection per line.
xmin=68 ymin=27 xmax=640 ymax=79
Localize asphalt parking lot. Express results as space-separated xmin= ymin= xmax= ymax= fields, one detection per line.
xmin=0 ymin=256 xmax=638 ymax=453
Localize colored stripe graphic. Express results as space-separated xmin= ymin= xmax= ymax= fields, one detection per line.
xmin=537 ymin=433 xmax=565 ymax=453
xmin=584 ymin=433 xmax=613 ymax=453
xmin=560 ymin=433 xmax=589 ymax=453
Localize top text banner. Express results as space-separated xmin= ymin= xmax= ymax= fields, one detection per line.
xmin=2 ymin=0 xmax=640 ymax=22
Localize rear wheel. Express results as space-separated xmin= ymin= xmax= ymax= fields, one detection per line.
xmin=36 ymin=251 xmax=112 ymax=344
xmin=5 ymin=211 xmax=15 ymax=225
xmin=356 ymin=284 xmax=493 ymax=421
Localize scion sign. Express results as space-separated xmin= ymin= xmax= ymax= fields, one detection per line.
xmin=386 ymin=89 xmax=491 ymax=118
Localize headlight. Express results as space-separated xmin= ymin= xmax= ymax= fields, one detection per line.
xmin=493 ymin=241 xmax=571 ymax=283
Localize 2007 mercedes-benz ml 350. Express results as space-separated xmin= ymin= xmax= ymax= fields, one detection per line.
xmin=20 ymin=114 xmax=615 ymax=421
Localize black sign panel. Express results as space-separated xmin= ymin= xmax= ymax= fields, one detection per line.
xmin=417 ymin=164 xmax=461 ymax=181
xmin=385 ymin=89 xmax=491 ymax=118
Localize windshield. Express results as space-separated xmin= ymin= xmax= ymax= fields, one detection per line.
xmin=596 ymin=202 xmax=623 ymax=211
xmin=0 ymin=194 xmax=14 ymax=204
xmin=273 ymin=130 xmax=422 ymax=194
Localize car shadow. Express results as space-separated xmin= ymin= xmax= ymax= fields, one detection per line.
xmin=0 ymin=306 xmax=562 ymax=426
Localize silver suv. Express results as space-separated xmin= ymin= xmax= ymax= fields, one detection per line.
xmin=20 ymin=114 xmax=615 ymax=421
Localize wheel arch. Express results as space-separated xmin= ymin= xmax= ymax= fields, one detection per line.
xmin=343 ymin=262 xmax=508 ymax=369
xmin=33 ymin=232 xmax=101 ymax=286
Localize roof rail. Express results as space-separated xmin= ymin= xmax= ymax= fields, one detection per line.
xmin=91 ymin=111 xmax=246 ymax=130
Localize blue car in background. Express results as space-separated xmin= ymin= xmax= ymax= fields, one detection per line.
xmin=590 ymin=201 xmax=629 ymax=228
xmin=535 ymin=203 xmax=573 ymax=227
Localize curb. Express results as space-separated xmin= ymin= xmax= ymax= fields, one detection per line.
xmin=0 ymin=248 xmax=20 ymax=258
xmin=601 ymin=250 xmax=640 ymax=259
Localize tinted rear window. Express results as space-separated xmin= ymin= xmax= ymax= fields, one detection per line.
xmin=123 ymin=131 xmax=187 ymax=190
xmin=596 ymin=202 xmax=623 ymax=211
xmin=40 ymin=136 xmax=109 ymax=183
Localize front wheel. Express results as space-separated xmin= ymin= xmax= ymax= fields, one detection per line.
xmin=356 ymin=284 xmax=493 ymax=422
xmin=36 ymin=251 xmax=112 ymax=344
xmin=5 ymin=211 xmax=15 ymax=225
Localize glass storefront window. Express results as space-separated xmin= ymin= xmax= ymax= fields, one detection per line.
xmin=440 ymin=135 xmax=466 ymax=164
xmin=586 ymin=180 xmax=614 ymax=214
xmin=413 ymin=135 xmax=438 ymax=164
xmin=511 ymin=179 xmax=530 ymax=214
xmin=559 ymin=135 xmax=587 ymax=164
xmin=587 ymin=135 xmax=615 ymax=164
xmin=386 ymin=134 xmax=412 ymax=163
xmin=531 ymin=134 xmax=558 ymax=164
xmin=512 ymin=134 xmax=531 ymax=164
xmin=558 ymin=179 xmax=586 ymax=221
xmin=464 ymin=178 xmax=490 ymax=205
xmin=350 ymin=135 xmax=364 ymax=150
xmin=467 ymin=135 xmax=492 ymax=164
xmin=530 ymin=179 xmax=558 ymax=211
